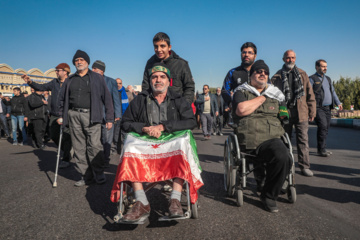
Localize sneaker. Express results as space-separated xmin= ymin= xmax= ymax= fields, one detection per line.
xmin=317 ymin=150 xmax=330 ymax=157
xmin=74 ymin=179 xmax=86 ymax=187
xmin=260 ymin=196 xmax=278 ymax=213
xmin=324 ymin=149 xmax=332 ymax=155
xmin=301 ymin=168 xmax=314 ymax=177
xmin=207 ymin=135 xmax=211 ymax=140
xmin=219 ymin=132 xmax=223 ymax=136
xmin=122 ymin=201 xmax=151 ymax=222
xmin=12 ymin=141 xmax=18 ymax=146
xmin=212 ymin=132 xmax=216 ymax=136
xmin=169 ymin=199 xmax=184 ymax=218
xmin=203 ymin=136 xmax=208 ymax=141
xmin=59 ymin=161 xmax=70 ymax=169
xmin=18 ymin=142 xmax=23 ymax=146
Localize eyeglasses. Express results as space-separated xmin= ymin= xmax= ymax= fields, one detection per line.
xmin=255 ymin=70 xmax=269 ymax=75
xmin=55 ymin=69 xmax=64 ymax=72
xmin=241 ymin=51 xmax=254 ymax=55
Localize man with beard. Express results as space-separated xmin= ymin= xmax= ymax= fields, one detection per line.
xmin=58 ymin=50 xmax=114 ymax=186
xmin=92 ymin=60 xmax=121 ymax=167
xmin=232 ymin=60 xmax=290 ymax=212
xmin=22 ymin=63 xmax=73 ymax=168
xmin=309 ymin=59 xmax=342 ymax=157
xmin=141 ymin=32 xmax=195 ymax=104
xmin=222 ymin=42 xmax=257 ymax=109
xmin=271 ymin=50 xmax=316 ymax=177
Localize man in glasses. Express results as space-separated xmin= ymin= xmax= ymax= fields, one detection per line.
xmin=271 ymin=50 xmax=316 ymax=177
xmin=222 ymin=42 xmax=257 ymax=110
xmin=22 ymin=63 xmax=73 ymax=168
xmin=233 ymin=60 xmax=290 ymax=213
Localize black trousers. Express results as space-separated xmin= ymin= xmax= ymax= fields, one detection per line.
xmin=32 ymin=119 xmax=46 ymax=147
xmin=315 ymin=106 xmax=331 ymax=152
xmin=49 ymin=116 xmax=72 ymax=162
xmin=255 ymin=138 xmax=290 ymax=200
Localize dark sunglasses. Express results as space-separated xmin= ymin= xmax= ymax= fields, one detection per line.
xmin=256 ymin=70 xmax=269 ymax=75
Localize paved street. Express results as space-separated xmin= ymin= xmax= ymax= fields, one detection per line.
xmin=1 ymin=125 xmax=359 ymax=239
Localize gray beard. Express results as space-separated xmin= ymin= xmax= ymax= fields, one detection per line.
xmin=285 ymin=62 xmax=295 ymax=70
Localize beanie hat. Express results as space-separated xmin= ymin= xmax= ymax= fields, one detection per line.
xmin=72 ymin=50 xmax=90 ymax=66
xmin=149 ymin=63 xmax=171 ymax=79
xmin=55 ymin=63 xmax=71 ymax=74
xmin=250 ymin=60 xmax=270 ymax=76
xmin=92 ymin=60 xmax=106 ymax=73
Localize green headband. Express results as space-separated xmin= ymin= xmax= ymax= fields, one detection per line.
xmin=149 ymin=65 xmax=171 ymax=78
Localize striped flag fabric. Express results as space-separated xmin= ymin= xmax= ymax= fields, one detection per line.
xmin=110 ymin=130 xmax=204 ymax=204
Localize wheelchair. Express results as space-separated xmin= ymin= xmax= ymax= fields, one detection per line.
xmin=113 ymin=180 xmax=199 ymax=224
xmin=223 ymin=132 xmax=296 ymax=207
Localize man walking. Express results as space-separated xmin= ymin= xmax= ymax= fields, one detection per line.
xmin=58 ymin=50 xmax=114 ymax=186
xmin=309 ymin=59 xmax=342 ymax=157
xmin=92 ymin=60 xmax=121 ymax=166
xmin=196 ymin=85 xmax=218 ymax=140
xmin=0 ymin=93 xmax=10 ymax=138
xmin=22 ymin=63 xmax=72 ymax=168
xmin=213 ymin=87 xmax=225 ymax=136
xmin=142 ymin=32 xmax=195 ymax=104
xmin=271 ymin=50 xmax=316 ymax=177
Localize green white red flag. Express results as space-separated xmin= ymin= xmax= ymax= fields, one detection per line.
xmin=110 ymin=130 xmax=203 ymax=204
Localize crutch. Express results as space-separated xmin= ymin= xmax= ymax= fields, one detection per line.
xmin=53 ymin=127 xmax=63 ymax=188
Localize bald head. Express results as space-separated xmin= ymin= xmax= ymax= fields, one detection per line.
xmin=116 ymin=78 xmax=123 ymax=90
xmin=283 ymin=49 xmax=297 ymax=69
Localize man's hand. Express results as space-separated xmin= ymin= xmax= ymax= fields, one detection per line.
xmin=224 ymin=107 xmax=230 ymax=112
xmin=42 ymin=99 xmax=48 ymax=105
xmin=21 ymin=74 xmax=32 ymax=84
xmin=338 ymin=105 xmax=343 ymax=111
xmin=309 ymin=117 xmax=314 ymax=122
xmin=115 ymin=117 xmax=120 ymax=122
xmin=215 ymin=111 xmax=219 ymax=117
xmin=106 ymin=122 xmax=113 ymax=130
xmin=57 ymin=118 xmax=63 ymax=125
xmin=142 ymin=124 xmax=165 ymax=138
xmin=6 ymin=113 xmax=10 ymax=118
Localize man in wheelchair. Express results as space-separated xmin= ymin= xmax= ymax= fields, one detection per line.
xmin=115 ymin=63 xmax=198 ymax=222
xmin=232 ymin=60 xmax=290 ymax=213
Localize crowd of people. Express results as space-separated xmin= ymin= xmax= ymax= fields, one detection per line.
xmin=0 ymin=32 xmax=343 ymax=215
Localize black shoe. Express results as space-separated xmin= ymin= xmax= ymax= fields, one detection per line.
xmin=39 ymin=144 xmax=46 ymax=150
xmin=260 ymin=196 xmax=279 ymax=213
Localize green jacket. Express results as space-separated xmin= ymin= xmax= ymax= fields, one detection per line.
xmin=234 ymin=90 xmax=284 ymax=150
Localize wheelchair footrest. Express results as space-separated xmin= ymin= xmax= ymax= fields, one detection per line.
xmin=158 ymin=216 xmax=188 ymax=221
xmin=115 ymin=215 xmax=149 ymax=224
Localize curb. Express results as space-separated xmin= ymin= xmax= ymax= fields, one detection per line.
xmin=330 ymin=119 xmax=360 ymax=129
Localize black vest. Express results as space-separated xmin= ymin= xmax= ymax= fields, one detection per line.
xmin=310 ymin=74 xmax=335 ymax=109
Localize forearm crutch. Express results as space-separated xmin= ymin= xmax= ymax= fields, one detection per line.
xmin=53 ymin=127 xmax=63 ymax=188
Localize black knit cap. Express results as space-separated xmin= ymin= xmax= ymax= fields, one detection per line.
xmin=72 ymin=50 xmax=90 ymax=66
xmin=92 ymin=60 xmax=106 ymax=72
xmin=250 ymin=60 xmax=270 ymax=76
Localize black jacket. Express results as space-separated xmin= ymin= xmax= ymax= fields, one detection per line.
xmin=58 ymin=69 xmax=114 ymax=127
xmin=7 ymin=94 xmax=28 ymax=116
xmin=142 ymin=51 xmax=195 ymax=104
xmin=27 ymin=93 xmax=46 ymax=120
xmin=29 ymin=78 xmax=64 ymax=117
xmin=121 ymin=89 xmax=197 ymax=134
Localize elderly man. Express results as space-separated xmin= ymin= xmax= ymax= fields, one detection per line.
xmin=310 ymin=60 xmax=342 ymax=157
xmin=120 ymin=63 xmax=197 ymax=222
xmin=92 ymin=60 xmax=121 ymax=167
xmin=22 ymin=63 xmax=72 ymax=168
xmin=271 ymin=50 xmax=316 ymax=177
xmin=58 ymin=50 xmax=114 ymax=187
xmin=233 ymin=60 xmax=290 ymax=213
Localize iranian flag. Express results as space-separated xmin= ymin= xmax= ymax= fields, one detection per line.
xmin=110 ymin=130 xmax=203 ymax=204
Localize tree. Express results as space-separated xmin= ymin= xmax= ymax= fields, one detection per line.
xmin=334 ymin=77 xmax=360 ymax=110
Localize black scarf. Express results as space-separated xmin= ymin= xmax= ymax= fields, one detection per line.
xmin=281 ymin=65 xmax=304 ymax=108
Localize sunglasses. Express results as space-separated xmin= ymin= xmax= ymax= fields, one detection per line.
xmin=255 ymin=70 xmax=269 ymax=75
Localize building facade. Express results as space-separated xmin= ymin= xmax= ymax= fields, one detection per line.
xmin=0 ymin=63 xmax=56 ymax=96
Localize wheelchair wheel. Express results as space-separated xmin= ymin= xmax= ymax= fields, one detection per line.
xmin=287 ymin=186 xmax=296 ymax=203
xmin=191 ymin=201 xmax=199 ymax=219
xmin=235 ymin=189 xmax=243 ymax=207
xmin=224 ymin=138 xmax=236 ymax=196
xmin=224 ymin=141 xmax=230 ymax=192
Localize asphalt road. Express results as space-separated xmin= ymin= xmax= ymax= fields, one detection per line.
xmin=0 ymin=125 xmax=359 ymax=240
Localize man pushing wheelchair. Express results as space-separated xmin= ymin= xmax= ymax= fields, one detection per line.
xmin=110 ymin=63 xmax=203 ymax=223
xmin=232 ymin=60 xmax=291 ymax=213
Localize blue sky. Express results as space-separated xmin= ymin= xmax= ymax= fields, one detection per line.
xmin=1 ymin=0 xmax=359 ymax=92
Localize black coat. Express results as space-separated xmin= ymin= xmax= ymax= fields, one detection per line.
xmin=7 ymin=94 xmax=28 ymax=116
xmin=27 ymin=93 xmax=46 ymax=120
xmin=121 ymin=89 xmax=197 ymax=134
xmin=142 ymin=51 xmax=195 ymax=104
